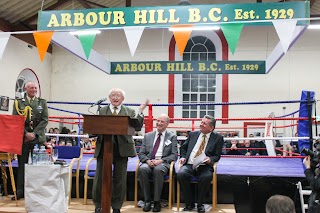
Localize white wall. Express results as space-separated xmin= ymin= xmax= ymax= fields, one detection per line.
xmin=0 ymin=35 xmax=52 ymax=115
xmin=49 ymin=26 xmax=320 ymax=136
xmin=226 ymin=26 xmax=320 ymax=136
xmin=1 ymin=26 xmax=319 ymax=136
xmin=51 ymin=29 xmax=172 ymax=120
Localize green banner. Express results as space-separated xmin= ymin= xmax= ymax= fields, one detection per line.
xmin=110 ymin=61 xmax=266 ymax=74
xmin=38 ymin=2 xmax=309 ymax=31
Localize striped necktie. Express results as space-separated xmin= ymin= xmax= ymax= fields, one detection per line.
xmin=151 ymin=133 xmax=162 ymax=159
xmin=194 ymin=134 xmax=206 ymax=158
xmin=112 ymin=107 xmax=118 ymax=115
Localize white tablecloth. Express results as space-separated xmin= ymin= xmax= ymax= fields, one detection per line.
xmin=25 ymin=164 xmax=70 ymax=213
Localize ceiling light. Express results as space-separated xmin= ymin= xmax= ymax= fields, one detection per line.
xmin=70 ymin=30 xmax=101 ymax=35
xmin=169 ymin=26 xmax=220 ymax=32
xmin=308 ymin=25 xmax=320 ymax=29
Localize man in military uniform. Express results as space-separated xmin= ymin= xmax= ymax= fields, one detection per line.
xmin=12 ymin=81 xmax=48 ymax=200
xmin=92 ymin=88 xmax=148 ymax=213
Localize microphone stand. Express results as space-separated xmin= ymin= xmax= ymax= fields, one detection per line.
xmin=96 ymin=103 xmax=102 ymax=115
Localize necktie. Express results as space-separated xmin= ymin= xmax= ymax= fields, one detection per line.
xmin=151 ymin=133 xmax=162 ymax=159
xmin=30 ymin=98 xmax=33 ymax=105
xmin=112 ymin=107 xmax=118 ymax=115
xmin=194 ymin=134 xmax=206 ymax=158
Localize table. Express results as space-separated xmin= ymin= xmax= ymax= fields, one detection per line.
xmin=25 ymin=164 xmax=70 ymax=213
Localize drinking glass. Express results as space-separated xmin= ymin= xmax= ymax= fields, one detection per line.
xmin=52 ymin=149 xmax=59 ymax=163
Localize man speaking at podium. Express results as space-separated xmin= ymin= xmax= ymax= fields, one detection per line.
xmin=93 ymin=88 xmax=149 ymax=213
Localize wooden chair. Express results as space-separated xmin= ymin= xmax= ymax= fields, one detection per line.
xmin=0 ymin=152 xmax=18 ymax=206
xmin=83 ymin=157 xmax=97 ymax=204
xmin=53 ymin=146 xmax=83 ymax=204
xmin=134 ymin=160 xmax=175 ymax=209
xmin=176 ymin=162 xmax=217 ymax=211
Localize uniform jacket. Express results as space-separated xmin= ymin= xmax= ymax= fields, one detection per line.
xmin=180 ymin=131 xmax=224 ymax=166
xmin=12 ymin=94 xmax=48 ymax=144
xmin=94 ymin=104 xmax=144 ymax=158
xmin=138 ymin=130 xmax=178 ymax=166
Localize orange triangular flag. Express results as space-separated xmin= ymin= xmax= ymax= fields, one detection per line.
xmin=33 ymin=31 xmax=54 ymax=61
xmin=171 ymin=24 xmax=193 ymax=56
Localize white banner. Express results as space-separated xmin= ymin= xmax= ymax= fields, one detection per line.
xmin=272 ymin=19 xmax=297 ymax=53
xmin=124 ymin=26 xmax=145 ymax=57
xmin=0 ymin=34 xmax=10 ymax=59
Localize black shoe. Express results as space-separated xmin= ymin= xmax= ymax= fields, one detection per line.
xmin=12 ymin=194 xmax=24 ymax=201
xmin=197 ymin=204 xmax=205 ymax=213
xmin=95 ymin=207 xmax=101 ymax=213
xmin=153 ymin=201 xmax=161 ymax=212
xmin=183 ymin=204 xmax=195 ymax=211
xmin=143 ymin=202 xmax=152 ymax=212
xmin=113 ymin=209 xmax=121 ymax=213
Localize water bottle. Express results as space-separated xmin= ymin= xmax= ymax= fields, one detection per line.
xmin=39 ymin=146 xmax=46 ymax=164
xmin=28 ymin=150 xmax=32 ymax=165
xmin=32 ymin=145 xmax=39 ymax=165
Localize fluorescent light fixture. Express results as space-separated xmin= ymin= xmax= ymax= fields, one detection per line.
xmin=169 ymin=26 xmax=220 ymax=32
xmin=308 ymin=25 xmax=320 ymax=29
xmin=70 ymin=30 xmax=101 ymax=35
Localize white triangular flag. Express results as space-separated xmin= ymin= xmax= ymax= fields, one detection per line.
xmin=272 ymin=19 xmax=297 ymax=53
xmin=124 ymin=26 xmax=145 ymax=57
xmin=0 ymin=34 xmax=10 ymax=59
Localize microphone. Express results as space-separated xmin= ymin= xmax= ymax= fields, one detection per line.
xmin=91 ymin=98 xmax=107 ymax=107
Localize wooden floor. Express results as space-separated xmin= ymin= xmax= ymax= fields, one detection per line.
xmin=0 ymin=197 xmax=235 ymax=213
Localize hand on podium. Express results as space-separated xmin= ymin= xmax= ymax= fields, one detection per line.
xmin=139 ymin=99 xmax=150 ymax=113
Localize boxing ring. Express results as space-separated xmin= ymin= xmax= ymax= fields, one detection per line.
xmin=4 ymin=93 xmax=319 ymax=213
xmin=217 ymin=157 xmax=305 ymax=178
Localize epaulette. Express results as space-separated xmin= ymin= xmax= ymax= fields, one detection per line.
xmin=38 ymin=97 xmax=46 ymax=101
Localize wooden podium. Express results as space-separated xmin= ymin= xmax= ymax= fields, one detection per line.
xmin=83 ymin=115 xmax=136 ymax=213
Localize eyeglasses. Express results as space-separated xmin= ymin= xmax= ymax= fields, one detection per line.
xmin=110 ymin=94 xmax=122 ymax=99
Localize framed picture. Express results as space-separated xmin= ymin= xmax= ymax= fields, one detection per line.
xmin=0 ymin=96 xmax=9 ymax=111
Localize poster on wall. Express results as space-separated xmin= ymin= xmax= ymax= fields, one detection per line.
xmin=0 ymin=96 xmax=9 ymax=111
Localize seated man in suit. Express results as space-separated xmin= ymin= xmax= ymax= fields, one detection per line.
xmin=177 ymin=115 xmax=224 ymax=213
xmin=138 ymin=114 xmax=178 ymax=212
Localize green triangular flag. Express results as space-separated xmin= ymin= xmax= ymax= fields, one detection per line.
xmin=78 ymin=34 xmax=96 ymax=59
xmin=220 ymin=23 xmax=243 ymax=55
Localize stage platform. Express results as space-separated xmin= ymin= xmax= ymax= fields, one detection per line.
xmin=217 ymin=157 xmax=305 ymax=178
xmin=9 ymin=154 xmax=307 ymax=178
xmin=0 ymin=198 xmax=236 ymax=213
xmin=6 ymin=155 xmax=307 ymax=213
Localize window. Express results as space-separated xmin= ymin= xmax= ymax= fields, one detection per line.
xmin=182 ymin=36 xmax=216 ymax=118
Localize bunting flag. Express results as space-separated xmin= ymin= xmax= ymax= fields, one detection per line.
xmin=220 ymin=23 xmax=243 ymax=55
xmin=0 ymin=34 xmax=10 ymax=60
xmin=171 ymin=24 xmax=193 ymax=56
xmin=78 ymin=34 xmax=97 ymax=59
xmin=272 ymin=19 xmax=298 ymax=53
xmin=33 ymin=31 xmax=54 ymax=61
xmin=124 ymin=26 xmax=145 ymax=57
xmin=0 ymin=115 xmax=25 ymax=155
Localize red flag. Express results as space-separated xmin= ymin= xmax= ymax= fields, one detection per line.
xmin=0 ymin=114 xmax=25 ymax=154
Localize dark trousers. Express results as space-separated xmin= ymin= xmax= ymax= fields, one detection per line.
xmin=138 ymin=163 xmax=169 ymax=202
xmin=17 ymin=142 xmax=35 ymax=195
xmin=92 ymin=156 xmax=128 ymax=210
xmin=177 ymin=164 xmax=213 ymax=206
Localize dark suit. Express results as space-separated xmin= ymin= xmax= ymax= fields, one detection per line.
xmin=12 ymin=95 xmax=48 ymax=196
xmin=92 ymin=104 xmax=144 ymax=210
xmin=177 ymin=131 xmax=224 ymax=206
xmin=305 ymin=169 xmax=320 ymax=211
xmin=138 ymin=131 xmax=178 ymax=202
